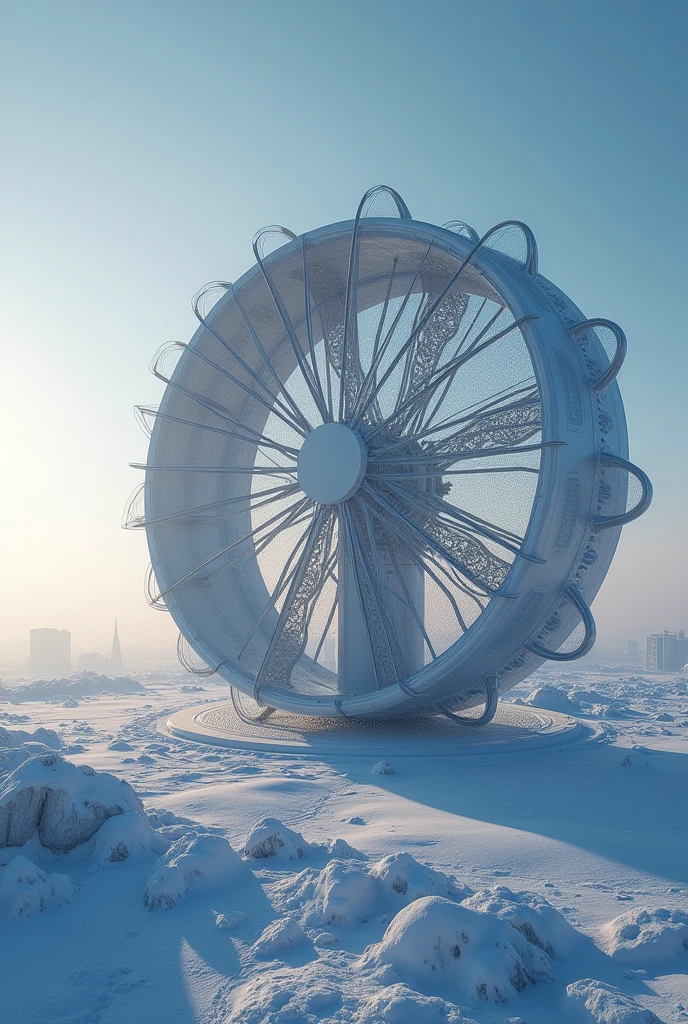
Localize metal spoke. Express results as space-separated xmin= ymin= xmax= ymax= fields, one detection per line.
xmin=125 ymin=482 xmax=300 ymax=530
xmin=142 ymin=408 xmax=300 ymax=458
xmin=149 ymin=365 xmax=304 ymax=453
xmin=238 ymin=516 xmax=314 ymax=658
xmin=360 ymin=493 xmax=473 ymax=629
xmin=301 ymin=236 xmax=332 ymax=422
xmin=364 ymin=315 xmax=538 ymax=445
xmin=153 ymin=495 xmax=312 ymax=603
xmin=253 ymin=232 xmax=329 ymax=422
xmin=349 ymin=244 xmax=434 ymax=428
xmin=132 ymin=463 xmax=296 ymax=478
xmin=312 ymin=590 xmax=338 ymax=667
xmin=255 ymin=506 xmax=336 ymax=693
xmin=362 ymin=484 xmax=510 ymax=596
xmin=231 ymin=288 xmax=313 ymax=436
xmin=192 ymin=284 xmax=312 ymax=437
xmin=382 ymin=479 xmax=532 ymax=561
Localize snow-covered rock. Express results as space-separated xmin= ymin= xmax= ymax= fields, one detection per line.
xmin=277 ymin=859 xmax=380 ymax=927
xmin=463 ymin=885 xmax=578 ymax=958
xmin=243 ymin=817 xmax=310 ymax=861
xmin=0 ymin=855 xmax=79 ymax=919
xmin=358 ymin=895 xmax=553 ymax=1004
xmin=253 ymin=917 xmax=308 ymax=956
xmin=370 ymin=760 xmax=396 ymax=775
xmin=522 ymin=685 xmax=579 ymax=714
xmin=0 ymin=726 xmax=62 ymax=749
xmin=0 ymin=742 xmax=56 ymax=773
xmin=370 ymin=851 xmax=472 ymax=907
xmin=566 ymin=979 xmax=664 ymax=1023
xmin=600 ymin=907 xmax=688 ymax=964
xmin=0 ymin=753 xmax=144 ymax=853
xmin=143 ymin=833 xmax=249 ymax=910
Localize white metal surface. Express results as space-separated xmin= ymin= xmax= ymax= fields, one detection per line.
xmin=126 ymin=186 xmax=652 ymax=720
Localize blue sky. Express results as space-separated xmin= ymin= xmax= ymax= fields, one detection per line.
xmin=0 ymin=0 xmax=685 ymax=657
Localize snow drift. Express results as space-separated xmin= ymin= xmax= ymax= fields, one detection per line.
xmin=358 ymin=895 xmax=554 ymax=1004
xmin=600 ymin=906 xmax=688 ymax=964
xmin=566 ymin=979 xmax=665 ymax=1023
xmin=0 ymin=855 xmax=79 ymax=919
xmin=0 ymin=674 xmax=145 ymax=703
xmin=144 ymin=833 xmax=249 ymax=910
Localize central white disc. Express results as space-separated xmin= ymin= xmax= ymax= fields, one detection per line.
xmin=297 ymin=422 xmax=367 ymax=504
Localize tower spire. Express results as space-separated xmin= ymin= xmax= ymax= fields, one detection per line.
xmin=110 ymin=618 xmax=124 ymax=675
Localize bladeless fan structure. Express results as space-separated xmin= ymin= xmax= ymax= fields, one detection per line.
xmin=125 ymin=186 xmax=652 ymax=726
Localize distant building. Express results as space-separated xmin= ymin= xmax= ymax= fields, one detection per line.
xmin=627 ymin=640 xmax=639 ymax=664
xmin=110 ymin=619 xmax=124 ymax=675
xmin=29 ymin=628 xmax=71 ymax=678
xmin=646 ymin=631 xmax=688 ymax=672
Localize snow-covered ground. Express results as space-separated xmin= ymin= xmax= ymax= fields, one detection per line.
xmin=0 ymin=666 xmax=686 ymax=1024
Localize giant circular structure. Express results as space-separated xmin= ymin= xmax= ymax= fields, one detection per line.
xmin=125 ymin=186 xmax=652 ymax=722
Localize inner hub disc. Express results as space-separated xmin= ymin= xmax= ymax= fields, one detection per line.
xmin=297 ymin=423 xmax=367 ymax=504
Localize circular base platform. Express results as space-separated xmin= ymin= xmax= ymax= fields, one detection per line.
xmin=163 ymin=700 xmax=584 ymax=757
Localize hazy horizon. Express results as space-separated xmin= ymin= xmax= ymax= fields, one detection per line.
xmin=1 ymin=0 xmax=686 ymax=665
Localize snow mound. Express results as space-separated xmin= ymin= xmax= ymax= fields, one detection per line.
xmin=90 ymin=811 xmax=168 ymax=865
xmin=325 ymin=837 xmax=364 ymax=860
xmin=253 ymin=917 xmax=308 ymax=957
xmin=370 ymin=760 xmax=396 ymax=775
xmin=600 ymin=907 xmax=688 ymax=964
xmin=243 ymin=817 xmax=310 ymax=861
xmin=522 ymin=685 xmax=579 ymax=714
xmin=0 ymin=753 xmax=144 ymax=853
xmin=359 ymin=896 xmax=553 ymax=1004
xmin=370 ymin=852 xmax=472 ymax=907
xmin=0 ymin=675 xmax=145 ymax=703
xmin=224 ymin=962 xmax=478 ymax=1024
xmin=566 ymin=979 xmax=664 ymax=1023
xmin=463 ymin=885 xmax=578 ymax=958
xmin=0 ymin=726 xmax=62 ymax=749
xmin=0 ymin=855 xmax=79 ymax=919
xmin=107 ymin=739 xmax=134 ymax=752
xmin=277 ymin=859 xmax=379 ymax=927
xmin=143 ymin=832 xmax=248 ymax=910
xmin=356 ymin=983 xmax=474 ymax=1023
xmin=0 ymin=742 xmax=56 ymax=773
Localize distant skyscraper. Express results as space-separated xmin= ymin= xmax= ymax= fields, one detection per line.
xmin=110 ymin=619 xmax=124 ymax=675
xmin=627 ymin=640 xmax=638 ymax=664
xmin=646 ymin=631 xmax=687 ymax=672
xmin=29 ymin=628 xmax=71 ymax=678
